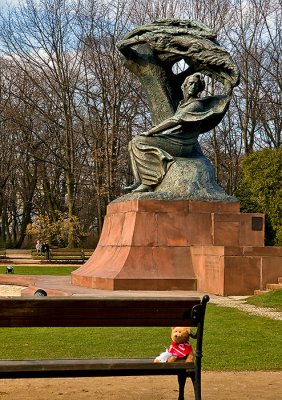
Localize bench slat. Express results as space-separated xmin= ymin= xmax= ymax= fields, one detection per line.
xmin=0 ymin=297 xmax=201 ymax=327
xmin=0 ymin=358 xmax=195 ymax=379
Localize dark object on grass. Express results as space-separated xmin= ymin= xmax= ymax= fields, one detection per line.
xmin=34 ymin=289 xmax=47 ymax=297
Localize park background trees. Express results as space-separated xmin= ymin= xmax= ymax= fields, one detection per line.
xmin=236 ymin=148 xmax=282 ymax=245
xmin=0 ymin=0 xmax=281 ymax=247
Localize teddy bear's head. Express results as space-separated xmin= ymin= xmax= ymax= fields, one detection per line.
xmin=171 ymin=327 xmax=191 ymax=344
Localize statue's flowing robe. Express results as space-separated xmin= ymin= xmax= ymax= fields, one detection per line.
xmin=129 ymin=95 xmax=230 ymax=186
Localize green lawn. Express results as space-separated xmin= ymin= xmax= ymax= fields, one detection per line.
xmin=0 ymin=304 xmax=281 ymax=371
xmin=0 ymin=266 xmax=78 ymax=275
xmin=246 ymin=289 xmax=282 ymax=311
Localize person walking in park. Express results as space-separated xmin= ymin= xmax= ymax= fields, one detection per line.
xmin=35 ymin=239 xmax=42 ymax=255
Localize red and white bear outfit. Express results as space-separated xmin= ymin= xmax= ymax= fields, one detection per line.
xmin=154 ymin=341 xmax=192 ymax=363
xmin=168 ymin=341 xmax=192 ymax=358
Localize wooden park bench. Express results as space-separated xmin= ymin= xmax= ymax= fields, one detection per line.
xmin=31 ymin=248 xmax=94 ymax=263
xmin=0 ymin=295 xmax=209 ymax=400
xmin=81 ymin=248 xmax=94 ymax=261
xmin=49 ymin=248 xmax=84 ymax=263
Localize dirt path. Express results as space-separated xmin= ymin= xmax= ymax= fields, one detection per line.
xmin=0 ymin=371 xmax=281 ymax=399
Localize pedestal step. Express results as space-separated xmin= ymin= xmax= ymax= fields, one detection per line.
xmin=254 ymin=290 xmax=269 ymax=295
xmin=266 ymin=283 xmax=282 ymax=290
xmin=254 ymin=278 xmax=282 ymax=295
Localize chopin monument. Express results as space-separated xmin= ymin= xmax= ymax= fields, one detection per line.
xmin=119 ymin=19 xmax=239 ymax=199
xmin=72 ymin=20 xmax=281 ymax=295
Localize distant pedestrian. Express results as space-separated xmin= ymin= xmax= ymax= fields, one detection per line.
xmin=35 ymin=240 xmax=42 ymax=255
xmin=42 ymin=241 xmax=50 ymax=260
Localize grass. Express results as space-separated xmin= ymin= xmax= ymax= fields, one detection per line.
xmin=0 ymin=304 xmax=281 ymax=371
xmin=203 ymin=304 xmax=281 ymax=371
xmin=0 ymin=266 xmax=78 ymax=275
xmin=245 ymin=289 xmax=282 ymax=311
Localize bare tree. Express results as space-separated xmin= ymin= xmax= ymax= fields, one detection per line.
xmin=0 ymin=0 xmax=85 ymax=246
xmin=76 ymin=0 xmax=146 ymax=231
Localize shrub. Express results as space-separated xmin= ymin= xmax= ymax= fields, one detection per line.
xmin=236 ymin=148 xmax=282 ymax=245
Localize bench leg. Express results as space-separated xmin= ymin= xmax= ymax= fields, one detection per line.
xmin=177 ymin=372 xmax=187 ymax=400
xmin=190 ymin=371 xmax=201 ymax=400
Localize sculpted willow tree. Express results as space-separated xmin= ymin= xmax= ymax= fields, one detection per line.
xmin=117 ymin=19 xmax=240 ymax=201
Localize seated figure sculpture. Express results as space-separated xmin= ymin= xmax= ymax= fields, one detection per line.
xmin=118 ymin=19 xmax=240 ymax=199
xmin=126 ymin=72 xmax=230 ymax=193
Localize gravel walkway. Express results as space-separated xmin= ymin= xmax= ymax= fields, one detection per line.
xmin=209 ymin=294 xmax=282 ymax=320
xmin=0 ymin=285 xmax=25 ymax=297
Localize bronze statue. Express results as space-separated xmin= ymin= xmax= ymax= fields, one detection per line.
xmin=118 ymin=19 xmax=240 ymax=200
xmin=126 ymin=72 xmax=231 ymax=192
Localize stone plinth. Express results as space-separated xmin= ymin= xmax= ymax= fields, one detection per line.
xmin=71 ymin=199 xmax=273 ymax=293
xmin=191 ymin=246 xmax=282 ymax=296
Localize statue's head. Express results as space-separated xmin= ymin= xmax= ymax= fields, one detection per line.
xmin=181 ymin=73 xmax=205 ymax=97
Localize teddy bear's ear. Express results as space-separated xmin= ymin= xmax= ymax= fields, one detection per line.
xmin=171 ymin=327 xmax=175 ymax=330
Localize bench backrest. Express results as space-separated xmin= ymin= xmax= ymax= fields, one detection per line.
xmin=0 ymin=296 xmax=209 ymax=328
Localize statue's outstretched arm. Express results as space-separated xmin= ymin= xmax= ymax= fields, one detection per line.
xmin=140 ymin=117 xmax=180 ymax=136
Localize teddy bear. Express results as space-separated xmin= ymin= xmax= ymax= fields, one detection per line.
xmin=154 ymin=327 xmax=194 ymax=363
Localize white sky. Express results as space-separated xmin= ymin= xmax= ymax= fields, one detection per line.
xmin=0 ymin=0 xmax=19 ymax=8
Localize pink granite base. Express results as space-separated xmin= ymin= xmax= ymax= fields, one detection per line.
xmin=72 ymin=200 xmax=240 ymax=290
xmin=71 ymin=199 xmax=282 ymax=294
xmin=72 ymin=244 xmax=197 ymax=290
xmin=191 ymin=246 xmax=282 ymax=295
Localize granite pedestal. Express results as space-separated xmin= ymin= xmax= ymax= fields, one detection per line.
xmin=71 ymin=200 xmax=281 ymax=295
